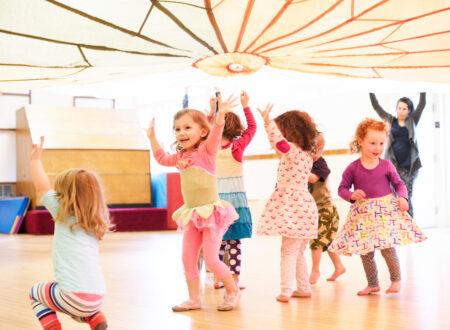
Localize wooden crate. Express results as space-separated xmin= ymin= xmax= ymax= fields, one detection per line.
xmin=16 ymin=105 xmax=151 ymax=209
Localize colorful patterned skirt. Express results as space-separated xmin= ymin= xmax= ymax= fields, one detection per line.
xmin=329 ymin=194 xmax=427 ymax=256
xmin=218 ymin=176 xmax=252 ymax=240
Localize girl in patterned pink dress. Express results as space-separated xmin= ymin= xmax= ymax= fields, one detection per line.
xmin=257 ymin=104 xmax=319 ymax=302
xmin=146 ymin=95 xmax=241 ymax=312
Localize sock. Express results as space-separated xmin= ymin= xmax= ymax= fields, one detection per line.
xmin=86 ymin=311 xmax=107 ymax=330
xmin=40 ymin=315 xmax=62 ymax=330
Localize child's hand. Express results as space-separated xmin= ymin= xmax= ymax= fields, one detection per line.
xmin=240 ymin=91 xmax=249 ymax=108
xmin=145 ymin=118 xmax=155 ymax=139
xmin=31 ymin=136 xmax=44 ymax=160
xmin=351 ymin=189 xmax=366 ymax=200
xmin=397 ymin=197 xmax=409 ymax=212
xmin=217 ymin=94 xmax=238 ymax=115
xmin=257 ymin=103 xmax=274 ymax=124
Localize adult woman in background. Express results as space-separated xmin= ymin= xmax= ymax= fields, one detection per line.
xmin=369 ymin=92 xmax=426 ymax=217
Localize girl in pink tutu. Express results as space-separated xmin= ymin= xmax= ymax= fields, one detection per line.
xmin=146 ymin=95 xmax=240 ymax=312
xmin=329 ymin=118 xmax=427 ymax=295
xmin=257 ymin=104 xmax=319 ymax=302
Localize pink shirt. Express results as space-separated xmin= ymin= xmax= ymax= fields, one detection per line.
xmin=154 ymin=120 xmax=224 ymax=175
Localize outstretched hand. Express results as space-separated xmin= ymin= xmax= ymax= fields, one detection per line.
xmin=217 ymin=94 xmax=238 ymax=116
xmin=214 ymin=94 xmax=238 ymax=126
xmin=257 ymin=103 xmax=274 ymax=124
xmin=31 ymin=136 xmax=44 ymax=160
xmin=145 ymin=118 xmax=155 ymax=139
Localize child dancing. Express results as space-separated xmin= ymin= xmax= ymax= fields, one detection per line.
xmin=29 ymin=136 xmax=110 ymax=330
xmin=308 ymin=132 xmax=345 ymax=284
xmin=211 ymin=90 xmax=256 ymax=290
xmin=146 ymin=95 xmax=241 ymax=311
xmin=257 ymin=104 xmax=319 ymax=302
xmin=329 ymin=118 xmax=427 ymax=295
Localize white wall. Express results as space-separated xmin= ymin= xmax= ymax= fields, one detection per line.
xmin=1 ymin=73 xmax=448 ymax=227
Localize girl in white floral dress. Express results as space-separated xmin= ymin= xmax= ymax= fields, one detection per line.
xmin=257 ymin=104 xmax=319 ymax=302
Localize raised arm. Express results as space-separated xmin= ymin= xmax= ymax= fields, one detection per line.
xmin=30 ymin=136 xmax=51 ymax=195
xmin=146 ymin=118 xmax=178 ymax=166
xmin=233 ymin=91 xmax=257 ymax=151
xmin=369 ymin=93 xmax=394 ymax=122
xmin=412 ymin=92 xmax=426 ymax=125
xmin=257 ymin=103 xmax=290 ymax=155
xmin=205 ymin=94 xmax=238 ymax=156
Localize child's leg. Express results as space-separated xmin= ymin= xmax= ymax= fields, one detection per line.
xmin=293 ymin=239 xmax=312 ymax=297
xmin=74 ymin=311 xmax=108 ymax=330
xmin=30 ymin=282 xmax=106 ymax=329
xmin=30 ymin=282 xmax=64 ymax=330
xmin=173 ymin=226 xmax=203 ymax=312
xmin=381 ymin=247 xmax=401 ymax=293
xmin=278 ymin=236 xmax=303 ymax=301
xmin=359 ymin=251 xmax=381 ymax=295
xmin=326 ymin=250 xmax=346 ymax=281
xmin=227 ymin=239 xmax=245 ymax=289
xmin=214 ymin=241 xmax=228 ymax=289
xmin=202 ymin=230 xmax=240 ymax=311
xmin=309 ymin=247 xmax=322 ymax=284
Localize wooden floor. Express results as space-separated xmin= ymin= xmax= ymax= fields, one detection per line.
xmin=1 ymin=202 xmax=449 ymax=329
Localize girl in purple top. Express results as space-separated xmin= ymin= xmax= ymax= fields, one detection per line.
xmin=329 ymin=118 xmax=427 ymax=296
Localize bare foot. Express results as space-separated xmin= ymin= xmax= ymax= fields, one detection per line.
xmin=357 ymin=286 xmax=380 ymax=296
xmin=386 ymin=281 xmax=401 ymax=294
xmin=276 ymin=295 xmax=291 ymax=302
xmin=292 ymin=290 xmax=312 ymax=298
xmin=326 ymin=267 xmax=346 ymax=281
xmin=214 ymin=281 xmax=224 ymax=289
xmin=309 ymin=271 xmax=320 ymax=284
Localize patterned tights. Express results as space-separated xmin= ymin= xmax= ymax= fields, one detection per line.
xmin=219 ymin=239 xmax=241 ymax=275
xmin=360 ymin=248 xmax=401 ymax=287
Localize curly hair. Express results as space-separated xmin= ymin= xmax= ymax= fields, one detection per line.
xmin=223 ymin=112 xmax=244 ymax=140
xmin=350 ymin=118 xmax=388 ymax=153
xmin=274 ymin=110 xmax=318 ymax=153
xmin=172 ymin=109 xmax=211 ymax=151
xmin=54 ymin=168 xmax=112 ymax=240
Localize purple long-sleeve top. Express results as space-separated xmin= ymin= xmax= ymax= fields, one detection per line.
xmin=338 ymin=158 xmax=408 ymax=202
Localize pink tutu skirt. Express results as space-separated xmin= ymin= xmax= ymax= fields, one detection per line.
xmin=172 ymin=200 xmax=238 ymax=238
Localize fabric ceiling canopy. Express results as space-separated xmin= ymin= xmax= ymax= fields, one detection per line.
xmin=1 ymin=0 xmax=449 ymax=90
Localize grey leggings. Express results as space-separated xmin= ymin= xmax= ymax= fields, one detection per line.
xmin=360 ymin=248 xmax=401 ymax=287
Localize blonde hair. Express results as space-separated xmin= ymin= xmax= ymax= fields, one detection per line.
xmin=350 ymin=118 xmax=388 ymax=153
xmin=54 ymin=168 xmax=111 ymax=240
xmin=172 ymin=109 xmax=211 ymax=151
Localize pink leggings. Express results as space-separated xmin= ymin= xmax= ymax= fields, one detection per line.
xmin=182 ymin=223 xmax=230 ymax=281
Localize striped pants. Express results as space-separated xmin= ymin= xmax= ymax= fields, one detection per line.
xmin=30 ymin=281 xmax=104 ymax=328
